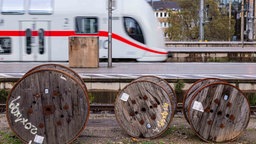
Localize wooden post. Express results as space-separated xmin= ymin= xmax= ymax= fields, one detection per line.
xmin=115 ymin=76 xmax=176 ymax=138
xmin=69 ymin=37 xmax=99 ymax=68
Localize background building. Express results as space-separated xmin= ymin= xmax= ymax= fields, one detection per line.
xmin=149 ymin=1 xmax=180 ymax=39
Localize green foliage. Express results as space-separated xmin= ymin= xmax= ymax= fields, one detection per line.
xmin=88 ymin=92 xmax=95 ymax=104
xmin=0 ymin=89 xmax=9 ymax=103
xmin=0 ymin=131 xmax=22 ymax=144
xmin=166 ymin=0 xmax=235 ymax=41
xmin=175 ymin=80 xmax=185 ymax=94
xmin=248 ymin=93 xmax=256 ymax=106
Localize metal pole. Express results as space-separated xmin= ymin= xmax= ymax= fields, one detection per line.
xmin=253 ymin=0 xmax=256 ymax=40
xmin=241 ymin=0 xmax=244 ymax=46
xmin=199 ymin=0 xmax=204 ymax=41
xmin=108 ymin=0 xmax=112 ymax=67
xmin=229 ymin=0 xmax=232 ymax=41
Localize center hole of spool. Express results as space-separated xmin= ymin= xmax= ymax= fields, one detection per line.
xmin=141 ymin=107 xmax=146 ymax=112
xmin=217 ymin=111 xmax=222 ymax=116
xmin=210 ymin=109 xmax=214 ymax=113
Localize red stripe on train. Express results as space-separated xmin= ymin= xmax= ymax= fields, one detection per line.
xmin=0 ymin=30 xmax=167 ymax=55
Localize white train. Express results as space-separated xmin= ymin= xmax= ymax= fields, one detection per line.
xmin=0 ymin=0 xmax=168 ymax=62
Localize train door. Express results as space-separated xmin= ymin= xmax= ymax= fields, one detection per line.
xmin=20 ymin=21 xmax=50 ymax=61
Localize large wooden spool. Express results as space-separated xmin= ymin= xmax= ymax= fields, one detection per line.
xmin=183 ymin=79 xmax=250 ymax=142
xmin=6 ymin=65 xmax=90 ymax=144
xmin=115 ymin=76 xmax=176 ymax=138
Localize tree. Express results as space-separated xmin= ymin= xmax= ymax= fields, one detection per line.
xmin=166 ymin=0 xmax=235 ymax=41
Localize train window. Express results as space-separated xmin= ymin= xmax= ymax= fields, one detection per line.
xmin=124 ymin=17 xmax=145 ymax=44
xmin=0 ymin=38 xmax=12 ymax=54
xmin=75 ymin=17 xmax=98 ymax=34
xmin=29 ymin=0 xmax=53 ymax=15
xmin=26 ymin=29 xmax=32 ymax=54
xmin=38 ymin=29 xmax=45 ymax=54
xmin=1 ymin=0 xmax=25 ymax=15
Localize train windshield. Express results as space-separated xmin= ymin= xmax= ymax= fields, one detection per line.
xmin=124 ymin=17 xmax=145 ymax=44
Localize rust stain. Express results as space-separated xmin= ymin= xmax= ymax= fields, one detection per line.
xmin=63 ymin=103 xmax=69 ymax=110
xmin=220 ymin=123 xmax=225 ymax=128
xmin=43 ymin=105 xmax=56 ymax=116
xmin=229 ymin=114 xmax=235 ymax=121
xmin=153 ymin=103 xmax=158 ymax=108
xmin=205 ymin=107 xmax=211 ymax=113
xmin=33 ymin=93 xmax=41 ymax=98
xmin=143 ymin=95 xmax=148 ymax=100
xmin=56 ymin=120 xmax=62 ymax=126
xmin=52 ymin=90 xmax=61 ymax=97
xmin=27 ymin=108 xmax=33 ymax=115
xmin=214 ymin=99 xmax=220 ymax=105
xmin=139 ymin=120 xmax=144 ymax=125
xmin=207 ymin=120 xmax=213 ymax=125
xmin=38 ymin=123 xmax=44 ymax=128
xmin=227 ymin=102 xmax=232 ymax=107
xmin=151 ymin=114 xmax=156 ymax=120
xmin=129 ymin=112 xmax=135 ymax=117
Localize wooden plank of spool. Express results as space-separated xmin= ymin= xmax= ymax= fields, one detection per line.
xmin=6 ymin=69 xmax=90 ymax=144
xmin=187 ymin=82 xmax=250 ymax=142
xmin=24 ymin=64 xmax=87 ymax=91
xmin=135 ymin=76 xmax=177 ymax=112
xmin=115 ymin=79 xmax=175 ymax=138
xmin=183 ymin=78 xmax=226 ymax=123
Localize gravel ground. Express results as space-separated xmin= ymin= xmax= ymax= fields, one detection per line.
xmin=1 ymin=113 xmax=256 ymax=144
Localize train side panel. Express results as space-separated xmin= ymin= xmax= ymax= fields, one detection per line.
xmin=0 ymin=0 xmax=167 ymax=62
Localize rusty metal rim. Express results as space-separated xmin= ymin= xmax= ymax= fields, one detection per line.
xmin=186 ymin=82 xmax=251 ymax=143
xmin=6 ymin=68 xmax=90 ymax=144
xmin=114 ymin=78 xmax=175 ymax=139
xmin=182 ymin=78 xmax=227 ymax=123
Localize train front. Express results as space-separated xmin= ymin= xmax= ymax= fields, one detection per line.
xmin=121 ymin=0 xmax=168 ymax=62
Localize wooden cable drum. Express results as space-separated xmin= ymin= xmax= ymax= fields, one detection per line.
xmin=24 ymin=63 xmax=87 ymax=91
xmin=6 ymin=69 xmax=90 ymax=144
xmin=186 ymin=82 xmax=250 ymax=142
xmin=183 ymin=78 xmax=227 ymax=123
xmin=115 ymin=76 xmax=176 ymax=138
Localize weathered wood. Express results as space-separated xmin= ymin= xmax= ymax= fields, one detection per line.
xmin=6 ymin=69 xmax=90 ymax=144
xmin=69 ymin=37 xmax=99 ymax=68
xmin=183 ymin=78 xmax=227 ymax=123
xmin=135 ymin=76 xmax=177 ymax=112
xmin=24 ymin=64 xmax=87 ymax=91
xmin=115 ymin=76 xmax=176 ymax=138
xmin=187 ymin=82 xmax=250 ymax=142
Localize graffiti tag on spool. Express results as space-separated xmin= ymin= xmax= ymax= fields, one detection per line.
xmin=9 ymin=96 xmax=38 ymax=135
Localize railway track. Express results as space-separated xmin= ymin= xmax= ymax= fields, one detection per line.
xmin=1 ymin=103 xmax=256 ymax=115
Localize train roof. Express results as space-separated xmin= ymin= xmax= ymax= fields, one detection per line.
xmin=0 ymin=0 xmax=153 ymax=15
